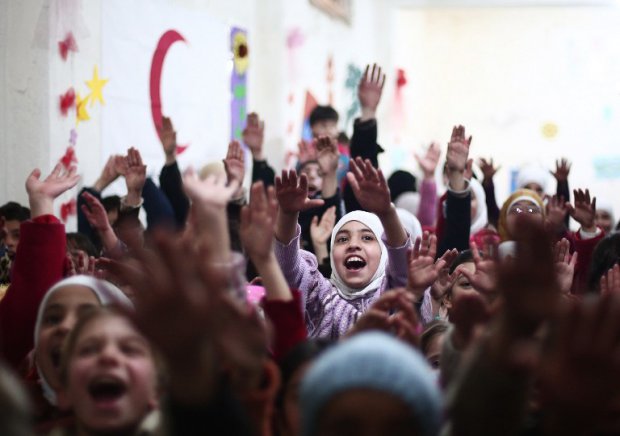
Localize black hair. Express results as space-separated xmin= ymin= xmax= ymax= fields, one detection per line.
xmin=420 ymin=320 xmax=449 ymax=356
xmin=449 ymin=250 xmax=474 ymax=275
xmin=309 ymin=105 xmax=339 ymax=127
xmin=387 ymin=170 xmax=417 ymax=202
xmin=276 ymin=339 xmax=332 ymax=410
xmin=101 ymin=195 xmax=121 ymax=214
xmin=337 ymin=131 xmax=350 ymax=145
xmin=0 ymin=202 xmax=30 ymax=222
xmin=66 ymin=232 xmax=99 ymax=258
xmin=587 ymin=233 xmax=620 ymax=292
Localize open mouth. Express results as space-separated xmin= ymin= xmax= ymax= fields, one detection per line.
xmin=344 ymin=255 xmax=367 ymax=271
xmin=50 ymin=347 xmax=61 ymax=369
xmin=308 ymin=184 xmax=318 ymax=196
xmin=88 ymin=376 xmax=127 ymax=403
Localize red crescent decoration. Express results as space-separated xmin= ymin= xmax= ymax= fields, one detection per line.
xmin=150 ymin=30 xmax=189 ymax=154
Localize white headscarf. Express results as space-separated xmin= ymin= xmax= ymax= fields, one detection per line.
xmin=329 ymin=211 xmax=388 ymax=301
xmin=395 ymin=192 xmax=421 ymax=218
xmin=396 ymin=208 xmax=423 ymax=243
xmin=469 ymin=178 xmax=488 ymax=234
xmin=517 ymin=164 xmax=549 ymax=194
xmin=34 ymin=275 xmax=133 ymax=405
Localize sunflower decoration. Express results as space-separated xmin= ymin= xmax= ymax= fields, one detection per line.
xmin=233 ymin=31 xmax=249 ymax=76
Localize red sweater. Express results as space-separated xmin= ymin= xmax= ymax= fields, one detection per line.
xmin=262 ymin=289 xmax=307 ymax=362
xmin=0 ymin=215 xmax=66 ymax=369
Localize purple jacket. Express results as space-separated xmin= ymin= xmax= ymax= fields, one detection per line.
xmin=274 ymin=225 xmax=412 ymax=339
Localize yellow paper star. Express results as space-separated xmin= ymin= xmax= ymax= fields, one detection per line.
xmin=76 ymin=92 xmax=91 ymax=124
xmin=86 ymin=65 xmax=109 ymax=106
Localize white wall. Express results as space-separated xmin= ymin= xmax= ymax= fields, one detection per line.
xmin=391 ymin=6 xmax=620 ymax=221
xmin=0 ymin=0 xmax=394 ymax=225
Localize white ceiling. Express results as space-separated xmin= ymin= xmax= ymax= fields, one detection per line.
xmin=392 ymin=0 xmax=617 ymax=7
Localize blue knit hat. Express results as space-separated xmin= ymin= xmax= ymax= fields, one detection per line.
xmin=300 ymin=332 xmax=442 ymax=436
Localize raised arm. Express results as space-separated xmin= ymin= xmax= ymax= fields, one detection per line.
xmin=244 ymin=113 xmax=275 ymax=187
xmin=0 ymin=164 xmax=80 ymax=369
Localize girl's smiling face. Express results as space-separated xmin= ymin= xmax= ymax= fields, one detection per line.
xmin=36 ymin=285 xmax=100 ymax=391
xmin=332 ymin=220 xmax=382 ymax=289
xmin=59 ymin=313 xmax=159 ymax=435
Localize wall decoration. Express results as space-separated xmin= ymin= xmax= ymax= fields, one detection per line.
xmin=231 ymin=27 xmax=248 ymax=141
xmin=149 ymin=29 xmax=189 ymax=155
xmin=593 ymin=156 xmax=620 ymax=180
xmin=75 ymin=92 xmax=90 ymax=124
xmin=327 ymin=55 xmax=335 ymax=105
xmin=60 ymin=146 xmax=78 ymax=169
xmin=58 ymin=32 xmax=78 ymax=60
xmin=59 ymin=87 xmax=76 ymax=116
xmin=541 ymin=122 xmax=558 ymax=139
xmin=344 ymin=63 xmax=362 ymax=126
xmin=60 ymin=199 xmax=77 ymax=223
xmin=310 ymin=0 xmax=352 ymax=24
xmin=86 ymin=65 xmax=109 ymax=106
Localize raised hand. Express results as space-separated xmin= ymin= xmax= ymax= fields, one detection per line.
xmin=449 ymin=291 xmax=491 ymax=351
xmin=242 ymin=112 xmax=265 ymax=160
xmin=553 ymin=238 xmax=577 ymax=295
xmin=240 ymin=182 xmax=278 ymax=261
xmin=183 ymin=167 xmax=240 ymax=211
xmin=600 ymin=264 xmax=620 ymax=295
xmin=496 ymin=218 xmax=560 ymax=334
xmin=457 ymin=239 xmax=499 ymax=297
xmin=80 ymin=192 xmax=112 ymax=232
xmin=537 ymin=293 xmax=620 ymax=433
xmin=446 ymin=125 xmax=472 ymax=173
xmin=545 ymin=195 xmax=569 ymax=230
xmin=430 ymin=249 xmax=459 ymax=301
xmin=66 ymin=251 xmax=96 ymax=277
xmin=478 ymin=157 xmax=500 ymax=182
xmin=223 ymin=140 xmax=246 ymax=193
xmin=310 ymin=206 xmax=337 ymax=248
xmin=347 ymin=157 xmax=392 ymax=217
xmin=158 ymin=116 xmax=177 ymax=164
xmin=415 ymin=142 xmax=441 ymax=179
xmin=567 ymin=188 xmax=597 ymax=232
xmin=358 ymin=63 xmax=386 ymax=121
xmin=550 ymin=158 xmax=571 ymax=183
xmin=297 ymin=139 xmax=317 ymax=163
xmin=275 ymin=170 xmax=324 ymax=215
xmin=316 ymin=136 xmax=339 ymax=176
xmin=406 ymin=232 xmax=447 ymax=301
xmin=123 ymin=147 xmax=146 ymax=207
xmin=26 ymin=163 xmax=80 ymax=218
xmin=347 ymin=289 xmax=420 ymax=348
xmin=93 ymin=156 xmax=122 ymax=192
xmin=109 ymin=232 xmax=268 ymax=401
xmin=446 ymin=125 xmax=472 ymax=191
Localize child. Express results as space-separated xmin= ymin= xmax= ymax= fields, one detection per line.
xmin=274 ymin=158 xmax=410 ymax=339
xmin=55 ymin=307 xmax=160 ymax=436
xmin=300 ymin=331 xmax=441 ymax=436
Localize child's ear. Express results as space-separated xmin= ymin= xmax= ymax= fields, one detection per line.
xmin=56 ymin=388 xmax=72 ymax=411
xmin=442 ymin=293 xmax=452 ymax=311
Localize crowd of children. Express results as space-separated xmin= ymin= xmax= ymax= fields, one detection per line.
xmin=1 ymin=62 xmax=620 ymax=435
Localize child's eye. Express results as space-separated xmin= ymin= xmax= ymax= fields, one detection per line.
xmin=459 ymin=280 xmax=472 ymax=288
xmin=362 ymin=235 xmax=375 ymax=242
xmin=77 ymin=343 xmax=99 ymax=356
xmin=43 ymin=314 xmax=63 ymax=326
xmin=336 ymin=236 xmax=348 ymax=243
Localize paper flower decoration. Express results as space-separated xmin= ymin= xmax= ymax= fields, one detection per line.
xmin=396 ymin=68 xmax=408 ymax=89
xmin=232 ymin=31 xmax=249 ymax=75
xmin=58 ymin=32 xmax=78 ymax=61
xmin=60 ymin=199 xmax=77 ymax=223
xmin=60 ymin=146 xmax=78 ymax=169
xmin=542 ymin=122 xmax=558 ymax=139
xmin=59 ymin=88 xmax=76 ymax=116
